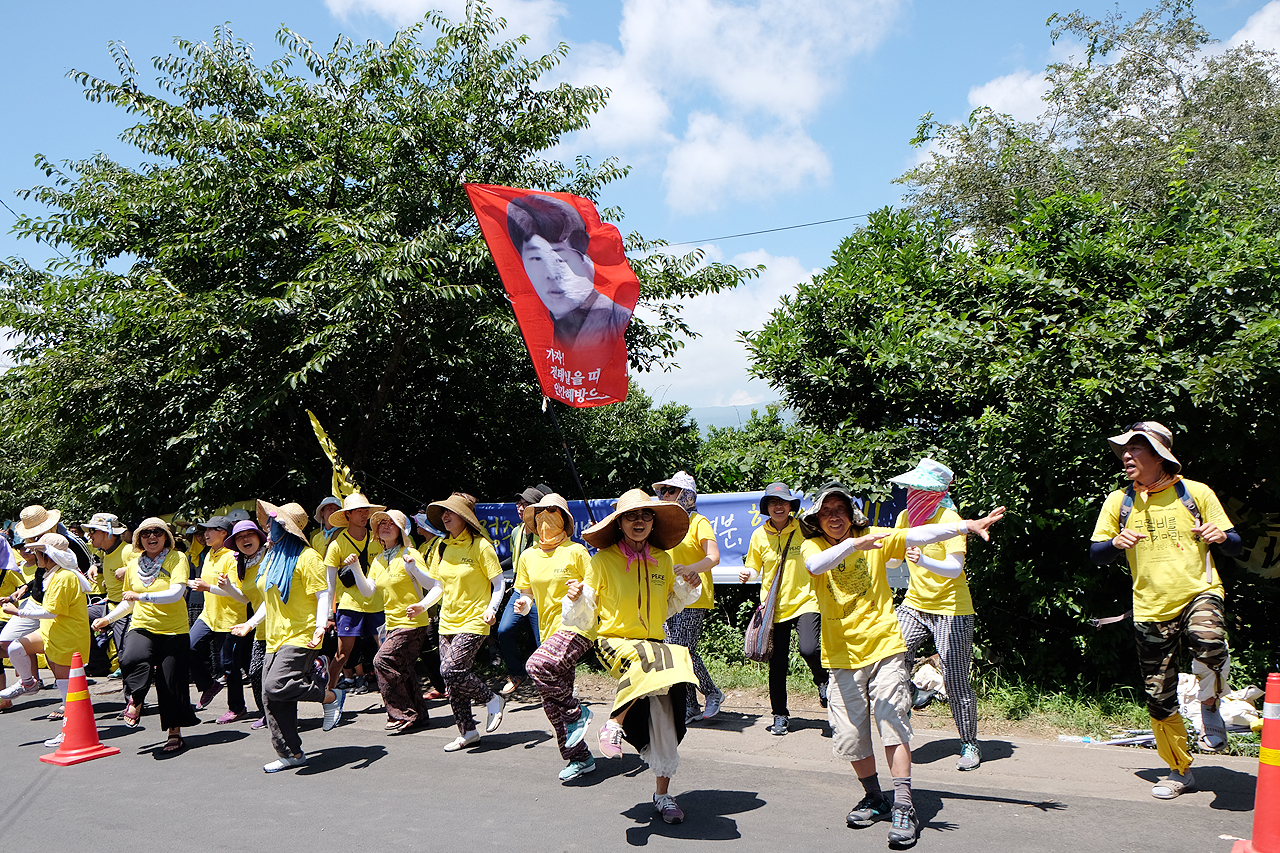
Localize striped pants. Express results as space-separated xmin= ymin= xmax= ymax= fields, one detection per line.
xmin=895 ymin=606 xmax=978 ymax=746
xmin=526 ymin=629 xmax=593 ymax=761
xmin=663 ymin=608 xmax=719 ymax=716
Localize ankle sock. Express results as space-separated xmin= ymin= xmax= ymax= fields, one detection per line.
xmin=892 ymin=777 xmax=913 ymax=809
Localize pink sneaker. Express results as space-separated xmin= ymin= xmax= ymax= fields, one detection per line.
xmin=216 ymin=710 xmax=248 ymax=725
xmin=598 ymin=719 xmax=624 ymax=758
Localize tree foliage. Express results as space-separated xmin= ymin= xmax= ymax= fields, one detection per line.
xmin=0 ymin=4 xmax=750 ymax=519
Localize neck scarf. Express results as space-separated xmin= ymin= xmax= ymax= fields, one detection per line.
xmin=537 ymin=512 xmax=568 ymax=551
xmin=261 ymin=519 xmax=306 ymax=604
xmin=1137 ymin=473 xmax=1181 ymax=500
xmin=137 ymin=549 xmax=171 ymax=587
xmin=617 ymin=538 xmax=657 ymax=633
xmin=905 ymin=488 xmax=955 ymax=527
xmin=673 ymin=489 xmax=697 ymax=513
xmin=237 ymin=546 xmax=266 ymax=581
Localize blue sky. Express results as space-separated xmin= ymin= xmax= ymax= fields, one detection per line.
xmin=4 ymin=0 xmax=1279 ymax=407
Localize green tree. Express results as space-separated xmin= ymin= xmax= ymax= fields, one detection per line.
xmin=0 ymin=4 xmax=748 ymax=519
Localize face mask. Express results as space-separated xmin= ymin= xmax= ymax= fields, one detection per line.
xmin=537 ymin=511 xmax=567 ymax=549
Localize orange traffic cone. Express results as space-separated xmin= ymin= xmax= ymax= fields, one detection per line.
xmin=1234 ymin=672 xmax=1280 ymax=853
xmin=39 ymin=652 xmax=120 ymax=766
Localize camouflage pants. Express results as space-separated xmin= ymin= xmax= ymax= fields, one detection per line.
xmin=1135 ymin=593 xmax=1228 ymax=720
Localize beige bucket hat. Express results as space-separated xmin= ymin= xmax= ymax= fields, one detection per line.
xmin=582 ymin=488 xmax=690 ymax=551
xmin=1107 ymin=421 xmax=1180 ymax=473
xmin=131 ymin=517 xmax=176 ymax=550
xmin=370 ymin=509 xmax=413 ymax=549
xmin=328 ymin=493 xmax=387 ymax=528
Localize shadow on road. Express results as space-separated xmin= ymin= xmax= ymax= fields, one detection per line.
xmin=912 ymin=737 xmax=1016 ymax=765
xmin=687 ymin=711 xmax=762 ymax=734
xmin=296 ymin=744 xmax=389 ymax=773
xmin=1134 ymin=766 xmax=1255 ymax=811
xmin=621 ymin=788 xmax=766 ymax=845
xmin=909 ymin=787 xmax=1067 ymax=836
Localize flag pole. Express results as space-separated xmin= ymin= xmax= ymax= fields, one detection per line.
xmin=543 ymin=397 xmax=597 ymax=523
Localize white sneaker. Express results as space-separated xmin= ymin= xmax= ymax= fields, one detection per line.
xmin=444 ymin=729 xmax=481 ymax=752
xmin=263 ymin=753 xmax=308 ymax=773
xmin=322 ymin=688 xmax=346 ymax=732
xmin=0 ymin=679 xmax=40 ymax=700
xmin=43 ymin=732 xmax=65 ymax=749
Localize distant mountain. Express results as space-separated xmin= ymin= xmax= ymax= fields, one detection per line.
xmin=685 ymin=403 xmax=789 ymax=433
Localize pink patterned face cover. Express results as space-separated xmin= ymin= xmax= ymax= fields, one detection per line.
xmin=905 ymin=488 xmax=948 ymax=527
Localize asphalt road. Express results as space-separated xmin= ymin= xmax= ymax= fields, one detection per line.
xmin=0 ymin=677 xmax=1261 ymax=853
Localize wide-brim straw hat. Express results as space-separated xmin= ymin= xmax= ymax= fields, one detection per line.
xmin=531 ymin=492 xmax=574 ymax=529
xmin=582 ymin=488 xmax=690 ymax=551
xmin=131 ymin=517 xmax=177 ymax=550
xmin=328 ymin=492 xmax=387 ymax=528
xmin=888 ymin=458 xmax=954 ymax=492
xmin=370 ymin=509 xmax=413 ymax=549
xmin=1108 ymin=421 xmax=1180 ymax=473
xmin=82 ymin=512 xmax=127 ymax=536
xmin=256 ymin=500 xmax=309 ymax=543
xmin=15 ymin=505 xmax=61 ymax=540
xmin=426 ymin=495 xmax=488 ymax=540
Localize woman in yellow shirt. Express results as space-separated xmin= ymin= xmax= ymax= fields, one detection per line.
xmin=187 ymin=516 xmax=241 ymax=712
xmin=347 ymin=509 xmax=433 ymax=733
xmin=423 ymin=493 xmax=506 ymax=752
xmin=93 ymin=518 xmax=200 ymax=753
xmin=571 ymin=489 xmax=700 ymax=824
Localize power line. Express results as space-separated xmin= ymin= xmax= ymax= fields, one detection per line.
xmin=0 ymin=197 xmax=69 ymax=260
xmin=664 ymin=213 xmax=871 ymax=247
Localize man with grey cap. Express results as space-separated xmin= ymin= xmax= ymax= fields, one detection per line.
xmin=82 ymin=512 xmax=138 ymax=676
xmin=1090 ymin=421 xmax=1242 ymax=799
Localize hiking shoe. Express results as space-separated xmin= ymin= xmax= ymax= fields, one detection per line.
xmin=702 ymin=689 xmax=724 ymax=720
xmin=685 ymin=706 xmax=702 ymax=725
xmin=767 ymin=714 xmax=788 ymax=735
xmin=565 ymin=703 xmax=592 ymax=749
xmin=956 ymin=742 xmax=981 ymax=771
xmin=558 ymin=756 xmax=596 ymax=782
xmin=846 ymin=792 xmax=893 ymax=827
xmin=911 ymin=687 xmax=935 ymax=711
xmin=322 ymin=688 xmax=346 ymax=731
xmin=109 ymin=669 xmax=122 ymax=679
xmin=887 ymin=804 xmax=919 ymax=847
xmin=263 ymin=753 xmax=307 ymax=773
xmin=353 ymin=675 xmax=374 ymax=695
xmin=0 ymin=679 xmax=40 ymax=700
xmin=654 ymin=793 xmax=684 ymax=824
xmin=444 ymin=730 xmax=481 ymax=752
xmin=43 ymin=731 xmax=65 ymax=749
xmin=334 ymin=672 xmax=355 ymax=691
xmin=1152 ymin=769 xmax=1196 ymax=799
xmin=598 ymin=720 xmax=624 ymax=758
xmin=818 ymin=681 xmax=829 ymax=708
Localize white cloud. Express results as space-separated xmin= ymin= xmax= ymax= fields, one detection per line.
xmin=327 ymin=0 xmax=567 ymax=50
xmin=1227 ymin=1 xmax=1280 ymax=53
xmin=968 ymin=69 xmax=1048 ymax=122
xmin=662 ymin=114 xmax=830 ymax=212
xmin=635 ymin=248 xmax=816 ymax=407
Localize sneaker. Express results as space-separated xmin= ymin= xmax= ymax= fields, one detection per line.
xmin=322 ymin=688 xmax=346 ymax=731
xmin=767 ymin=714 xmax=788 ymax=735
xmin=216 ymin=710 xmax=248 ymax=725
xmin=1199 ymin=701 xmax=1228 ymax=752
xmin=558 ymin=756 xmax=597 ymax=781
xmin=353 ymin=675 xmax=373 ymax=695
xmin=444 ymin=729 xmax=481 ymax=752
xmin=956 ymin=742 xmax=981 ymax=771
xmin=598 ymin=719 xmax=624 ymax=758
xmin=0 ymin=679 xmax=40 ymax=700
xmin=846 ymin=792 xmax=893 ymax=827
xmin=912 ymin=687 xmax=935 ymax=711
xmin=1152 ymin=769 xmax=1196 ymax=799
xmin=565 ymin=703 xmax=592 ymax=750
xmin=685 ymin=707 xmax=702 ymax=725
xmin=335 ymin=672 xmax=356 ymax=691
xmin=654 ymin=793 xmax=684 ymax=824
xmin=109 ymin=669 xmax=122 ymax=679
xmin=818 ymin=681 xmax=829 ymax=709
xmin=252 ymin=717 xmax=267 ymax=730
xmin=485 ymin=693 xmax=505 ymax=733
xmin=702 ymin=689 xmax=724 ymax=720
xmin=887 ymin=804 xmax=919 ymax=846
xmin=263 ymin=753 xmax=307 ymax=773
xmin=196 ymin=681 xmax=223 ymax=711
xmin=43 ymin=731 xmax=65 ymax=749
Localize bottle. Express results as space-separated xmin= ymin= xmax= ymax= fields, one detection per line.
xmin=1057 ymin=735 xmax=1094 ymax=743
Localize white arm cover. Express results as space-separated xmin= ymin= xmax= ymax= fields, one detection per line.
xmin=243 ymin=602 xmax=267 ymax=631
xmin=904 ymin=522 xmax=965 ymax=548
xmin=486 ymin=575 xmax=504 ymax=614
xmin=144 ymin=582 xmax=186 ymax=605
xmin=350 ymin=564 xmax=374 ymax=597
xmin=559 ymin=585 xmax=597 ymax=631
xmin=315 ymin=588 xmax=333 ymax=627
xmin=805 ymin=537 xmax=859 ymax=576
xmin=418 ymin=583 xmax=443 ymax=612
xmin=666 ymin=575 xmax=701 ymax=619
xmin=404 ymin=560 xmax=432 ymax=591
xmin=914 ymin=551 xmax=964 ymax=579
xmin=102 ymin=600 xmax=135 ymax=623
xmin=17 ymin=601 xmax=56 ymax=619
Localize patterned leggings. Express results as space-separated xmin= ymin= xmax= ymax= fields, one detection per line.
xmin=249 ymin=638 xmax=266 ymax=718
xmin=526 ymin=629 xmax=593 ymax=761
xmin=664 ymin=608 xmax=719 ymax=716
xmin=374 ymin=626 xmax=431 ymax=725
xmin=896 ymin=606 xmax=977 ymax=745
xmin=439 ymin=632 xmax=494 ymax=735
xmin=1135 ymin=593 xmax=1229 ymax=720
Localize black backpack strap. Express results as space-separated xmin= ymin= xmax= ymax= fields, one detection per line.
xmin=1174 ymin=480 xmax=1202 ymax=527
xmin=1117 ymin=485 xmax=1136 ymax=531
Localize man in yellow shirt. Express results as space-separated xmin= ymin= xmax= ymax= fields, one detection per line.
xmin=1090 ymin=421 xmax=1242 ymax=800
xmin=82 ymin=513 xmax=137 ymax=677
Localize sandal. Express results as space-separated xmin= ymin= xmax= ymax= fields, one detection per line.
xmin=1152 ymin=769 xmax=1196 ymax=799
xmin=386 ymin=719 xmax=418 ymax=735
xmin=385 ymin=719 xmax=404 ymax=731
xmin=47 ymin=706 xmax=65 ymax=721
xmin=122 ymin=701 xmax=141 ymax=728
xmin=162 ymin=734 xmax=186 ymax=754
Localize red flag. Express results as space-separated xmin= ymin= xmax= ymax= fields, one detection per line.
xmin=465 ymin=183 xmax=637 ymax=407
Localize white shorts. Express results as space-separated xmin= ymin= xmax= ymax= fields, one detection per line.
xmin=828 ymin=653 xmax=913 ymax=761
xmin=0 ymin=617 xmax=41 ymax=644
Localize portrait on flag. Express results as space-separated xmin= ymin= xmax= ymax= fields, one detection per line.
xmin=465 ymin=183 xmax=638 ymax=407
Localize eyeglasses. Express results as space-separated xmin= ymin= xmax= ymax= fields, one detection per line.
xmin=620 ymin=509 xmax=656 ymax=522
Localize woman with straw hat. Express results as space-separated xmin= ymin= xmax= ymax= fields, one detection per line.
xmin=0 ymin=532 xmax=91 ymax=745
xmin=515 ymin=493 xmax=597 ymax=781
xmin=344 ymin=508 xmax=434 ymax=733
xmin=92 ymin=518 xmax=200 ymax=753
xmin=230 ymin=501 xmax=344 ymax=772
xmin=566 ymin=488 xmax=701 ymax=824
xmin=324 ymin=493 xmax=387 ymax=695
xmin=423 ymin=493 xmax=506 ymax=752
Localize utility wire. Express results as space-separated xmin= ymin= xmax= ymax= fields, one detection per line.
xmin=664 ymin=213 xmax=871 ymax=248
xmin=0 ymin=197 xmax=69 ymax=260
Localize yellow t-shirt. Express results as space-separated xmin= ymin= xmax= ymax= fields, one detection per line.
xmin=897 ymin=507 xmax=972 ymax=616
xmin=0 ymin=546 xmax=24 ymax=623
xmin=668 ymin=512 xmax=716 ymax=610
xmin=257 ymin=548 xmax=328 ymax=653
xmin=87 ymin=545 xmax=107 ymax=598
xmin=744 ymin=517 xmax=818 ymax=623
xmin=802 ymin=529 xmax=909 ymax=670
xmin=310 ymin=528 xmax=335 ymax=557
xmin=516 ymin=541 xmax=594 ymax=642
xmin=101 ymin=541 xmax=137 ymax=603
xmin=39 ymin=569 xmax=91 ymax=667
xmin=1090 ymin=478 xmax=1231 ymax=622
xmin=427 ymin=532 xmax=502 ymax=636
xmin=326 ymin=531 xmax=385 ymax=614
xmin=197 ymin=547 xmax=249 ymax=632
xmin=585 ymin=544 xmax=675 ymax=641
xmin=369 ymin=546 xmax=431 ymax=633
xmin=124 ymin=550 xmax=191 ymax=636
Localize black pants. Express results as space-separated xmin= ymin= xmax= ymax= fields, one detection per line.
xmin=120 ymin=629 xmax=199 ymax=730
xmin=769 ymin=611 xmax=825 ymax=717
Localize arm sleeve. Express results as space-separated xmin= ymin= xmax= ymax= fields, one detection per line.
xmin=805 ymin=538 xmax=857 ymax=576
xmin=1090 ymin=539 xmax=1124 ymax=565
xmin=350 ymin=563 xmax=374 ymax=597
xmin=914 ymin=551 xmax=964 ymax=579
xmin=144 ymin=581 xmax=186 ymax=605
xmin=486 ymin=574 xmax=504 ymax=613
xmin=16 ymin=601 xmax=56 ymax=619
xmin=242 ymin=602 xmax=267 ymax=631
xmin=418 ymin=583 xmax=443 ymax=611
xmin=1216 ymin=529 xmax=1243 ymax=558
xmin=903 ymin=522 xmax=965 ymax=548
xmin=102 ymin=600 xmax=136 ymax=623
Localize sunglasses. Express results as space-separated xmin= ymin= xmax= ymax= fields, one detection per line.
xmin=657 ymin=486 xmax=682 ymax=496
xmin=620 ymin=509 xmax=656 ymax=522
xmin=139 ymin=529 xmax=166 ymax=539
